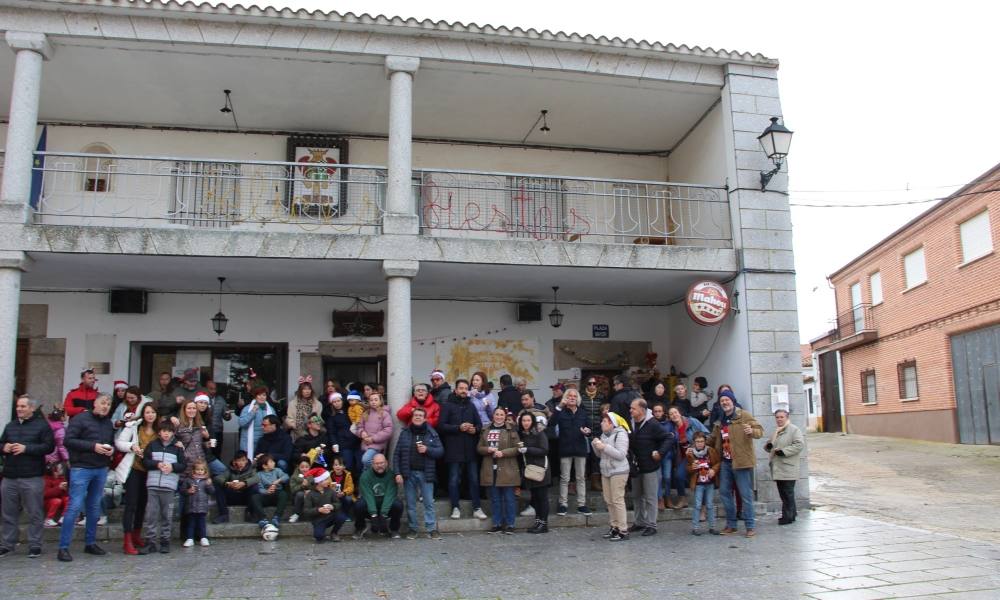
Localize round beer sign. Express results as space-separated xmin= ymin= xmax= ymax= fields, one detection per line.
xmin=685 ymin=281 xmax=731 ymax=326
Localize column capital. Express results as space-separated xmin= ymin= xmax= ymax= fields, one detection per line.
xmin=382 ymin=259 xmax=419 ymax=278
xmin=0 ymin=251 xmax=31 ymax=271
xmin=6 ymin=32 xmax=53 ymax=60
xmin=385 ymin=55 xmax=420 ymax=78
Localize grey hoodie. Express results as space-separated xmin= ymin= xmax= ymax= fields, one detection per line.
xmin=593 ymin=426 xmax=630 ymax=478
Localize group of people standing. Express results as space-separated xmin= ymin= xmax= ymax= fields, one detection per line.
xmin=0 ymin=365 xmax=805 ymax=558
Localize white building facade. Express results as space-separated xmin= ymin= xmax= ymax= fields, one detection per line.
xmin=0 ymin=0 xmax=804 ymax=507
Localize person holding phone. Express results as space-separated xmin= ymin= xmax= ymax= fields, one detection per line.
xmin=553 ymin=387 xmax=593 ymax=516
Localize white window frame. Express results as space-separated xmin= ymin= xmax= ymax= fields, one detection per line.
xmin=898 ymin=360 xmax=919 ymax=401
xmin=903 ymin=247 xmax=927 ymax=290
xmin=869 ymin=271 xmax=883 ymax=305
xmin=959 ymin=210 xmax=992 ymax=265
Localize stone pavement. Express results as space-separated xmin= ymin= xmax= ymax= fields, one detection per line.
xmin=1 ymin=510 xmax=999 ymax=599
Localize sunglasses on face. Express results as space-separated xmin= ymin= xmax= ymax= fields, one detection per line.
xmin=587 ymin=381 xmax=597 ymax=385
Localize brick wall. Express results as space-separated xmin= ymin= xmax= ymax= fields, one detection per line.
xmin=830 ymin=168 xmax=1000 ymax=419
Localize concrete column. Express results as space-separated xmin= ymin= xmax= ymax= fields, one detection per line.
xmin=1 ymin=32 xmax=52 ymax=219
xmin=0 ymin=251 xmax=29 ymax=428
xmin=382 ymin=56 xmax=420 ymax=235
xmin=382 ymin=260 xmax=419 ymax=422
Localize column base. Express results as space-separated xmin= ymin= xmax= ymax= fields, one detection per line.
xmin=382 ymin=213 xmax=420 ymax=236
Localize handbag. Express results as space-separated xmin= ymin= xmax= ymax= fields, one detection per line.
xmin=523 ymin=456 xmax=547 ymax=482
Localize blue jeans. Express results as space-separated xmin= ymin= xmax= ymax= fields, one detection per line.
xmin=671 ymin=459 xmax=688 ymax=497
xmin=403 ymin=470 xmax=437 ymax=532
xmin=361 ymin=448 xmax=379 ymax=471
xmin=692 ymin=484 xmax=716 ymax=530
xmin=447 ymin=461 xmax=480 ymax=510
xmin=339 ymin=447 xmax=361 ymax=479
xmin=489 ymin=485 xmax=516 ymax=527
xmin=657 ymin=456 xmax=672 ymax=498
xmin=209 ymin=458 xmax=227 ymax=477
xmin=58 ymin=467 xmax=108 ymax=549
xmin=719 ymin=461 xmax=755 ymax=530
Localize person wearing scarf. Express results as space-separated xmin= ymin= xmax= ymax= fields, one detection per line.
xmin=764 ymin=408 xmax=805 ymax=525
xmin=238 ymin=386 xmax=275 ymax=458
xmin=285 ymin=377 xmax=322 ymax=441
xmin=709 ymin=390 xmax=763 ymax=537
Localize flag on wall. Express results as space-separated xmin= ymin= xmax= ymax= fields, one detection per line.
xmin=28 ymin=126 xmax=46 ymax=210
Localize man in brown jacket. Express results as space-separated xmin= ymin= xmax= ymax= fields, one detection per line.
xmin=708 ymin=390 xmax=763 ymax=537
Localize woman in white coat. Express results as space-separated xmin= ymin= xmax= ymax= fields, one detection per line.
xmin=764 ymin=409 xmax=805 ymax=525
xmin=591 ymin=411 xmax=631 ymax=541
xmin=114 ymin=403 xmax=158 ymax=555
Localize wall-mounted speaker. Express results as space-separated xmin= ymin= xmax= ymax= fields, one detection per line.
xmin=516 ymin=302 xmax=542 ymax=322
xmin=108 ymin=289 xmax=148 ymax=314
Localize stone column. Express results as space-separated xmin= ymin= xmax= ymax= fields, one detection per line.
xmin=382 ymin=260 xmax=419 ymax=422
xmin=720 ymin=64 xmax=806 ymax=510
xmin=0 ymin=251 xmax=29 ymax=428
xmin=1 ymin=32 xmax=52 ymax=221
xmin=382 ymin=55 xmax=420 ymax=235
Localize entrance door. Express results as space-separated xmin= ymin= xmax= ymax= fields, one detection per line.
xmin=324 ymin=357 xmax=385 ymax=392
xmin=951 ymin=323 xmax=1000 ymax=444
xmin=818 ymin=351 xmax=842 ymax=433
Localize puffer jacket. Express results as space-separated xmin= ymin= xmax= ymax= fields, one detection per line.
xmin=0 ymin=414 xmax=55 ymax=478
xmin=395 ymin=396 xmax=441 ymax=428
xmin=64 ymin=409 xmax=115 ymax=469
xmin=593 ymin=426 xmax=630 ymax=478
xmin=353 ymin=408 xmax=393 ymax=452
xmin=554 ymin=406 xmax=591 ymax=457
xmin=180 ymin=475 xmax=215 ymax=514
xmin=45 ymin=419 xmax=68 ymax=464
xmin=63 ymin=384 xmax=98 ymax=418
xmin=709 ymin=407 xmax=764 ymax=470
xmin=393 ymin=424 xmax=445 ymax=481
xmin=143 ymin=436 xmax=187 ymax=491
xmin=766 ymin=422 xmax=805 ymax=481
xmin=477 ymin=423 xmax=521 ymax=487
xmin=629 ymin=415 xmax=673 ymax=475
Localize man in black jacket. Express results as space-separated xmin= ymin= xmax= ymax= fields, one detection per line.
xmin=609 ymin=375 xmax=640 ymax=420
xmin=0 ymin=395 xmax=55 ymax=558
xmin=57 ymin=394 xmax=115 ymax=562
xmin=496 ymin=374 xmax=522 ymax=415
xmin=437 ymin=379 xmax=485 ymax=520
xmin=256 ymin=415 xmax=293 ymax=471
xmin=428 ymin=369 xmax=452 ymax=406
xmin=628 ymin=398 xmax=673 ymax=537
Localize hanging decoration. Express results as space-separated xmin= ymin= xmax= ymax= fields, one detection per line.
xmin=558 ymin=345 xmax=631 ymax=367
xmin=332 ymin=298 xmax=384 ymax=337
xmin=414 ymin=327 xmax=509 ymax=346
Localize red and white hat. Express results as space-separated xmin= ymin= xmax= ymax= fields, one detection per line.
xmin=306 ymin=467 xmax=330 ymax=484
xmin=430 ymin=369 xmax=445 ymax=380
xmin=194 ymin=393 xmax=211 ymax=404
xmin=113 ymin=380 xmax=128 ymax=390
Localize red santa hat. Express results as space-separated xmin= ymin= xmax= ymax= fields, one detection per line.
xmin=306 ymin=467 xmax=330 ymax=484
xmin=113 ymin=380 xmax=128 ymax=390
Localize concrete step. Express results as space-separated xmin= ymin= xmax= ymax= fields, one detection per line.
xmin=18 ymin=501 xmax=773 ymax=543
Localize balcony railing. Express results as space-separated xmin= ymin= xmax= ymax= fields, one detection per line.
xmin=28 ymin=152 xmax=731 ymax=246
xmin=834 ymin=303 xmax=877 ymax=341
xmin=415 ymin=168 xmax=730 ymax=246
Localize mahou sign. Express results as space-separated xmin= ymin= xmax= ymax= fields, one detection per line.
xmin=685 ymin=281 xmax=731 ymax=326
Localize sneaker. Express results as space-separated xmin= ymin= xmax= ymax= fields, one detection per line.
xmin=137 ymin=543 xmax=156 ymax=555
xmin=627 ymin=524 xmax=644 ymax=533
xmin=709 ymin=529 xmax=720 ymax=535
xmin=404 ymin=528 xmax=418 ymax=540
xmin=577 ymin=505 xmax=592 ymax=515
xmin=288 ymin=513 xmax=299 ymax=523
xmin=212 ymin=514 xmax=230 ymax=524
xmin=503 ymin=526 xmax=515 ymax=535
xmin=97 ymin=515 xmax=107 ymax=526
xmin=57 ymin=516 xmax=64 ymax=525
xmin=83 ymin=544 xmax=107 ymax=555
xmin=691 ymin=529 xmax=702 ymax=536
xmin=472 ymin=508 xmax=487 ymax=520
xmin=641 ymin=527 xmax=657 ymax=537
xmin=159 ymin=541 xmax=170 ymax=554
xmin=44 ymin=518 xmax=59 ymax=528
xmin=719 ymin=527 xmax=738 ymax=535
xmin=183 ymin=539 xmax=195 ymax=548
xmin=257 ymin=520 xmax=268 ymax=529
xmin=609 ymin=530 xmax=629 ymax=542
xmin=390 ymin=531 xmax=401 ymax=539
xmin=602 ymin=527 xmax=616 ymax=539
xmin=519 ymin=505 xmax=536 ymax=517
xmin=57 ymin=548 xmax=73 ymax=562
xmin=28 ymin=547 xmax=41 ymax=558
xmin=428 ymin=530 xmax=441 ymax=539
xmin=199 ymin=538 xmax=210 ymax=547
xmin=745 ymin=529 xmax=756 ymax=538
xmin=556 ymin=505 xmax=568 ymax=516
xmin=487 ymin=525 xmax=503 ymax=534
xmin=450 ymin=507 xmax=461 ymax=519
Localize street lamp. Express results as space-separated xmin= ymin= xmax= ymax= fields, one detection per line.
xmin=549 ymin=286 xmax=564 ymax=328
xmin=758 ymin=116 xmax=794 ymax=190
xmin=211 ymin=276 xmax=228 ymax=336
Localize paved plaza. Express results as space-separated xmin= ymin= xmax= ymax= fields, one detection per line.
xmin=1 ymin=510 xmax=998 ymax=599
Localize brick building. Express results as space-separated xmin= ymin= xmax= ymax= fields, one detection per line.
xmin=813 ymin=162 xmax=1000 ymax=443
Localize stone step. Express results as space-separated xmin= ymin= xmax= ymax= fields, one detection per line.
xmin=17 ymin=501 xmax=773 ymax=543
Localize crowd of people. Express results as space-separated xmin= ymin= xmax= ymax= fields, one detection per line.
xmin=0 ymin=366 xmax=805 ymax=560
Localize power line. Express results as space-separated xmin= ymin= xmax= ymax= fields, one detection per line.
xmin=789 ymin=176 xmax=1000 ymax=194
xmin=789 ymin=187 xmax=999 ymax=208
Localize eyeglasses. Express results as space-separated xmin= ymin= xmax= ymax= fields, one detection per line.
xmin=587 ymin=381 xmax=597 ymax=385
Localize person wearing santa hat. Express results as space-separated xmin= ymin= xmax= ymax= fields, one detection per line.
xmin=301 ymin=467 xmax=347 ymax=543
xmin=110 ymin=380 xmax=129 ymax=415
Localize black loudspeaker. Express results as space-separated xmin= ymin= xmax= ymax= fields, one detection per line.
xmin=516 ymin=302 xmax=542 ymax=322
xmin=109 ymin=290 xmax=148 ymax=314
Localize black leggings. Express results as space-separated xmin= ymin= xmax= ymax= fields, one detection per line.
xmin=529 ymin=485 xmax=550 ymax=521
xmin=122 ymin=469 xmax=148 ymax=531
xmin=776 ymin=480 xmax=797 ymax=521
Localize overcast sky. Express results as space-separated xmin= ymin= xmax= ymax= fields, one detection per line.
xmin=264 ymin=0 xmax=999 ymax=341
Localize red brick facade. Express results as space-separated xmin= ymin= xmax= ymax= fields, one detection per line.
xmin=822 ymin=164 xmax=1000 ymax=442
